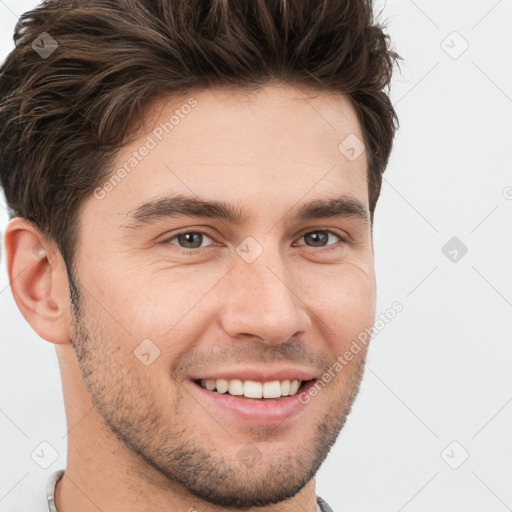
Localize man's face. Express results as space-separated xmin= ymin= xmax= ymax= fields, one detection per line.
xmin=69 ymin=84 xmax=376 ymax=507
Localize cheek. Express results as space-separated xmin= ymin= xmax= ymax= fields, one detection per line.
xmin=83 ymin=264 xmax=223 ymax=366
xmin=337 ymin=263 xmax=375 ymax=321
xmin=303 ymin=261 xmax=375 ymax=350
xmin=82 ymin=248 xmax=375 ymax=355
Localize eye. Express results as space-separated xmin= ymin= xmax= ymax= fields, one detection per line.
xmin=162 ymin=228 xmax=346 ymax=255
xmin=164 ymin=230 xmax=215 ymax=250
xmin=294 ymin=230 xmax=345 ymax=249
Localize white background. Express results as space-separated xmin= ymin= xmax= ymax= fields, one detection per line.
xmin=1 ymin=1 xmax=511 ymax=511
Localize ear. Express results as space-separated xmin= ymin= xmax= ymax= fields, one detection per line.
xmin=3 ymin=217 xmax=72 ymax=344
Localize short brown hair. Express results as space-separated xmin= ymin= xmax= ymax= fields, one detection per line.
xmin=0 ymin=0 xmax=399 ymax=267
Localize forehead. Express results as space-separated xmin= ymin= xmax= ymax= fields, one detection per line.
xmin=80 ymin=84 xmax=368 ymax=228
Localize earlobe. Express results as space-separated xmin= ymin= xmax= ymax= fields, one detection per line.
xmin=4 ymin=217 xmax=72 ymax=345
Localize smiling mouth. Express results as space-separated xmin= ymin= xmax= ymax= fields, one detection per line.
xmin=192 ymin=378 xmax=314 ymax=400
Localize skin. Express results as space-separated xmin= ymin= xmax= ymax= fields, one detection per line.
xmin=5 ymin=83 xmax=376 ymax=512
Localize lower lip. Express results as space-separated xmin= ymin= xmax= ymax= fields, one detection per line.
xmin=186 ymin=379 xmax=316 ymax=425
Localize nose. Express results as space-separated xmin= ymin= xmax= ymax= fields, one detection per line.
xmin=218 ymin=250 xmax=311 ymax=345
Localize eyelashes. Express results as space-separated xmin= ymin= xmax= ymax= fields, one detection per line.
xmin=162 ymin=228 xmax=347 ymax=255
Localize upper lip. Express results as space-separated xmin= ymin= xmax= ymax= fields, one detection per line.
xmin=188 ymin=366 xmax=318 ymax=383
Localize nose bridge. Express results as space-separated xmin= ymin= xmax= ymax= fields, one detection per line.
xmin=219 ymin=242 xmax=309 ymax=344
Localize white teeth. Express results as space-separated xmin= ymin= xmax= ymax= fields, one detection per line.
xmin=243 ymin=380 xmax=263 ymax=398
xmin=199 ymin=378 xmax=304 ymax=398
xmin=215 ymin=379 xmax=229 ymax=393
xmin=262 ymin=381 xmax=281 ymax=399
xmin=201 ymin=379 xmax=216 ymax=391
xmin=228 ymin=379 xmax=244 ymax=395
xmin=289 ymin=379 xmax=300 ymax=395
xmin=280 ymin=379 xmax=291 ymax=396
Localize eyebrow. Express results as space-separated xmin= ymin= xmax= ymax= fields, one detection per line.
xmin=121 ymin=193 xmax=369 ymax=230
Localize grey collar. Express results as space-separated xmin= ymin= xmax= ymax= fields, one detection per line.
xmin=46 ymin=469 xmax=64 ymax=512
